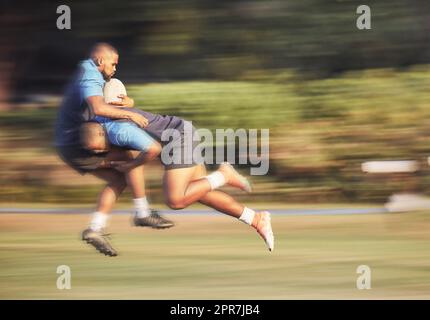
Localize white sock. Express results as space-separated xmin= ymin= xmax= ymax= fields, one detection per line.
xmin=239 ymin=207 xmax=256 ymax=226
xmin=134 ymin=197 xmax=151 ymax=218
xmin=205 ymin=171 xmax=226 ymax=190
xmin=89 ymin=211 xmax=109 ymax=232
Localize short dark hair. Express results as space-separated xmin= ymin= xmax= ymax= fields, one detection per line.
xmin=90 ymin=42 xmax=118 ymax=61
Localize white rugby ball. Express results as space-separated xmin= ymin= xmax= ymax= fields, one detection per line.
xmin=104 ymin=78 xmax=127 ymax=104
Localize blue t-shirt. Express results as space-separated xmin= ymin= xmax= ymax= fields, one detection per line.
xmin=55 ymin=59 xmax=105 ymax=146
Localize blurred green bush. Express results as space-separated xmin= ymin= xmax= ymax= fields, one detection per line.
xmin=2 ymin=66 xmax=430 ymax=204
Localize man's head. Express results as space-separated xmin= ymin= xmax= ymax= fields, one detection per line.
xmin=90 ymin=43 xmax=119 ymax=81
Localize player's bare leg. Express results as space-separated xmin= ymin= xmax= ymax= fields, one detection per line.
xmin=128 ymin=163 xmax=174 ymax=229
xmin=107 ymin=147 xmax=174 ymax=229
xmin=163 ymin=164 xmax=274 ymax=251
xmin=82 ymin=168 xmax=127 ymax=257
xmin=190 ymin=165 xmax=244 ymax=217
xmin=95 ymin=171 xmax=127 ymax=212
xmin=193 ymin=165 xmax=274 ymax=251
xmin=163 ymin=163 xmax=251 ymax=210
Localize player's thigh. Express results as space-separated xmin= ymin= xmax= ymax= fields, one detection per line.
xmin=105 ymin=146 xmax=140 ymax=162
xmin=163 ymin=166 xmax=198 ymax=201
xmin=190 ymin=164 xmax=207 ymax=181
xmin=119 ymin=124 xmax=156 ymax=152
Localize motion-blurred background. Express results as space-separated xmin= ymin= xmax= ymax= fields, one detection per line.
xmin=4 ymin=0 xmax=430 ymax=300
xmin=2 ymin=0 xmax=430 ymax=205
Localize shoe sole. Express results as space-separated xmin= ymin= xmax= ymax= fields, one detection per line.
xmin=133 ymin=223 xmax=174 ymax=229
xmin=257 ymin=211 xmax=274 ymax=252
xmin=264 ymin=211 xmax=274 ymax=252
xmin=83 ymin=238 xmax=118 ymax=257
xmin=132 ymin=218 xmax=175 ymax=229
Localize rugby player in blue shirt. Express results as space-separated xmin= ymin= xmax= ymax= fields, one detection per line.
xmin=55 ymin=43 xmax=173 ymax=256
xmin=56 ymin=43 xmax=274 ymax=256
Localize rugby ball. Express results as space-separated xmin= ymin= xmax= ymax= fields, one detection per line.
xmin=104 ymin=78 xmax=127 ymax=104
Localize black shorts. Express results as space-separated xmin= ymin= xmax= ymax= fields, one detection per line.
xmin=57 ymin=144 xmax=108 ymax=175
xmin=163 ymin=123 xmax=204 ymax=170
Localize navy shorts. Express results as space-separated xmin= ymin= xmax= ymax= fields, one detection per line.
xmin=57 ymin=144 xmax=108 ymax=175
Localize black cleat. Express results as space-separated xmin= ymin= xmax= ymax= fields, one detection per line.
xmin=81 ymin=228 xmax=118 ymax=257
xmin=133 ymin=210 xmax=175 ymax=229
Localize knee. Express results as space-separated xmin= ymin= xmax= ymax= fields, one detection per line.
xmin=126 ymin=149 xmax=141 ymax=160
xmin=146 ymin=142 xmax=162 ymax=159
xmin=166 ymin=198 xmax=186 ymax=210
xmin=111 ymin=177 xmax=127 ymax=193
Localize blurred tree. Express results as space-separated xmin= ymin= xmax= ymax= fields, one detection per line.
xmin=1 ymin=0 xmax=430 ymax=98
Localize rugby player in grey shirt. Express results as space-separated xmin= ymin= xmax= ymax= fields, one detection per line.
xmin=58 ymin=43 xmax=274 ymax=256
xmin=90 ymin=77 xmax=275 ymax=255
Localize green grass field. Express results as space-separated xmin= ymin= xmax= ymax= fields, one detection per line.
xmin=1 ymin=211 xmax=430 ymax=299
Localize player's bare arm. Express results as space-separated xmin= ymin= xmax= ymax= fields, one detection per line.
xmin=86 ymin=95 xmax=147 ymax=127
xmin=109 ymin=94 xmax=134 ymax=108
